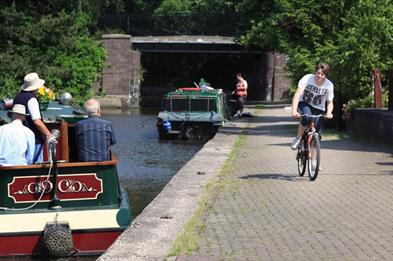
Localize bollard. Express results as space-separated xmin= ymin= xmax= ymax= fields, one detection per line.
xmin=388 ymin=69 xmax=393 ymax=111
xmin=373 ymin=68 xmax=383 ymax=108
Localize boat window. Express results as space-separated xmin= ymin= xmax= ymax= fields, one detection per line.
xmin=191 ymin=98 xmax=215 ymax=112
xmin=171 ymin=98 xmax=189 ymax=112
xmin=163 ymin=97 xmax=216 ymax=112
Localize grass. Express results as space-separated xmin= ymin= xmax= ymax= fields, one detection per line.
xmin=166 ymin=181 xmax=214 ymax=258
xmin=166 ymin=134 xmax=247 ymax=258
xmin=322 ymin=128 xmax=350 ymax=141
xmin=254 ymin=104 xmax=265 ymax=111
xmin=285 ymin=124 xmax=350 ymax=141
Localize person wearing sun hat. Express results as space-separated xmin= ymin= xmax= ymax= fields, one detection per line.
xmin=0 ymin=104 xmax=35 ymax=166
xmin=13 ymin=72 xmax=51 ymax=163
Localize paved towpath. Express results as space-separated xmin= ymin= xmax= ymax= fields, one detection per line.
xmin=183 ymin=104 xmax=393 ymax=261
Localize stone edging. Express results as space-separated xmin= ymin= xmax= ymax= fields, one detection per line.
xmin=98 ymin=131 xmax=239 ymax=260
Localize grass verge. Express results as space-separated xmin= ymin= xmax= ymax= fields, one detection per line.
xmin=254 ymin=104 xmax=265 ymax=111
xmin=285 ymin=124 xmax=350 ymax=141
xmin=166 ymin=135 xmax=247 ymax=258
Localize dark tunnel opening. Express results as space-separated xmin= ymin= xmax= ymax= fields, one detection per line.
xmin=139 ymin=52 xmax=267 ymax=107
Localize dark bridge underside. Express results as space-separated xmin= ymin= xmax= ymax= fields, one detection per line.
xmin=132 ymin=36 xmax=262 ymax=54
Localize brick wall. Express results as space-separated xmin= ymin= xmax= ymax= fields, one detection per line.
xmin=102 ymin=34 xmax=132 ymax=95
xmin=346 ymin=109 xmax=393 ymax=144
xmin=265 ymin=52 xmax=292 ymax=101
xmin=93 ymin=34 xmax=141 ymax=108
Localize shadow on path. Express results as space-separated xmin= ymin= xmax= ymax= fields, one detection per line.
xmin=239 ymin=173 xmax=307 ymax=182
xmin=268 ymin=138 xmax=393 ymax=154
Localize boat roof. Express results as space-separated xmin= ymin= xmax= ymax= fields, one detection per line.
xmin=0 ymin=100 xmax=87 ymax=124
xmin=164 ymin=87 xmax=224 ymax=98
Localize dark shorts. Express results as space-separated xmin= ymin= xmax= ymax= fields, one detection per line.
xmin=236 ymin=95 xmax=247 ymax=112
xmin=298 ymin=101 xmax=324 ymax=134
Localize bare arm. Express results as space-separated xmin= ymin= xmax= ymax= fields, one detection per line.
xmin=325 ymin=100 xmax=334 ymax=119
xmin=291 ymin=87 xmax=304 ymax=118
xmin=33 ymin=119 xmax=51 ymax=140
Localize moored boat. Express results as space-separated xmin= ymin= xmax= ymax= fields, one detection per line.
xmin=0 ymin=97 xmax=131 ymax=258
xmin=156 ymin=87 xmax=230 ymax=139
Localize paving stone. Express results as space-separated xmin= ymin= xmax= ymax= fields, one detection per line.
xmin=191 ymin=104 xmax=393 ymax=260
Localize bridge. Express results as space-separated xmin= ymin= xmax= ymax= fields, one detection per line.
xmin=131 ymin=35 xmax=259 ymax=54
xmin=93 ymin=34 xmax=291 ymax=108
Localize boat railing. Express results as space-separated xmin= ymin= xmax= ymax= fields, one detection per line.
xmin=0 ymin=158 xmax=118 ymax=170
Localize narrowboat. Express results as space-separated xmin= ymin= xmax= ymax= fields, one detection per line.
xmin=156 ymin=87 xmax=230 ymax=140
xmin=0 ymin=95 xmax=131 ymax=258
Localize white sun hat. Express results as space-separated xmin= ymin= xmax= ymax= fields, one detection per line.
xmin=20 ymin=72 xmax=45 ymax=92
xmin=7 ymin=104 xmax=29 ymax=118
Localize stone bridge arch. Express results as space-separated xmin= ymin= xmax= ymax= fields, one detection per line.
xmin=94 ymin=34 xmax=291 ymax=108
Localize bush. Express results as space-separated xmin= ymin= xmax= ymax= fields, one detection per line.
xmin=0 ymin=6 xmax=106 ymax=105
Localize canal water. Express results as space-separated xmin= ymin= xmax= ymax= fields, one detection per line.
xmin=20 ymin=108 xmax=204 ymax=261
xmin=102 ymin=108 xmax=205 ymax=217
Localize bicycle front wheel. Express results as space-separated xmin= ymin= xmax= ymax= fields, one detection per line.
xmin=307 ymin=135 xmax=320 ymax=181
xmin=297 ymin=140 xmax=306 ymax=177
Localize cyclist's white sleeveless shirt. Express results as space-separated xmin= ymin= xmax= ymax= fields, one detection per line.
xmin=298 ymin=74 xmax=334 ymax=111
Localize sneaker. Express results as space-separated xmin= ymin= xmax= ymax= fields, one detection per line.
xmin=291 ymin=138 xmax=301 ymax=150
xmin=233 ymin=112 xmax=240 ymax=118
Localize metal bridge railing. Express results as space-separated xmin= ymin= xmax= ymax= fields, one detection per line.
xmin=97 ymin=12 xmax=238 ymax=36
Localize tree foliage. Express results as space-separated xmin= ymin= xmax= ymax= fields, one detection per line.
xmin=0 ymin=2 xmax=110 ymax=103
xmin=2 ymin=0 xmax=392 ymax=104
xmin=238 ymin=0 xmax=393 ymax=101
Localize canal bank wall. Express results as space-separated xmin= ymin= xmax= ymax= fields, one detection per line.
xmin=98 ymin=125 xmax=242 ymax=260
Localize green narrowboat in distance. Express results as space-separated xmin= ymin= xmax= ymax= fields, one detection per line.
xmin=156 ymin=87 xmax=230 ymax=139
xmin=0 ymin=96 xmax=131 ymax=258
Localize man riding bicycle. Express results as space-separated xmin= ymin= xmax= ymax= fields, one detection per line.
xmin=291 ymin=63 xmax=334 ymax=150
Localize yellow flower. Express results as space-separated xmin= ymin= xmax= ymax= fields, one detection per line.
xmin=37 ymin=86 xmax=55 ymax=103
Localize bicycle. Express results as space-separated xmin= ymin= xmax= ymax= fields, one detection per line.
xmin=296 ymin=114 xmax=324 ymax=181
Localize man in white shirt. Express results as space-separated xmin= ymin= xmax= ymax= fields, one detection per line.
xmin=0 ymin=104 xmax=35 ymax=166
xmin=290 ymin=63 xmax=334 ymax=150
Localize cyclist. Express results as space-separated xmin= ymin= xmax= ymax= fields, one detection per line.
xmin=290 ymin=63 xmax=334 ymax=150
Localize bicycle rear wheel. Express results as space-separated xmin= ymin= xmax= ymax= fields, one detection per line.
xmin=307 ymin=135 xmax=320 ymax=181
xmin=297 ymin=140 xmax=306 ymax=177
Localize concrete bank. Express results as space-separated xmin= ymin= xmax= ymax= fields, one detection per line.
xmin=96 ymin=95 xmax=134 ymax=109
xmin=98 ymin=119 xmax=248 ymax=260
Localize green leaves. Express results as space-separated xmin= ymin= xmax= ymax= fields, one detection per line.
xmin=0 ymin=5 xmax=105 ymax=104
xmin=239 ymin=0 xmax=393 ymax=101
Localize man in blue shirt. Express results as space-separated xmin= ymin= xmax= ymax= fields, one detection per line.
xmin=75 ymin=99 xmax=117 ymax=162
xmin=0 ymin=104 xmax=35 ymax=166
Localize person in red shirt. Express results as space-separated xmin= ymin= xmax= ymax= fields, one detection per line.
xmin=233 ymin=73 xmax=248 ymax=117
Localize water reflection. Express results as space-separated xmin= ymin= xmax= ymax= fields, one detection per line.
xmin=102 ymin=108 xmax=204 ymax=217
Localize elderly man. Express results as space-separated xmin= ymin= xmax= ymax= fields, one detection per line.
xmin=0 ymin=104 xmax=35 ymax=166
xmin=75 ymin=99 xmax=117 ymax=162
xmin=14 ymin=72 xmax=51 ymax=163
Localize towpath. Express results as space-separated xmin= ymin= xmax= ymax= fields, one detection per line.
xmin=182 ymin=104 xmax=393 ymax=260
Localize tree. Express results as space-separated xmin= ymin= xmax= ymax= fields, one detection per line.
xmin=0 ymin=3 xmax=106 ymax=103
xmin=238 ymin=0 xmax=393 ymax=102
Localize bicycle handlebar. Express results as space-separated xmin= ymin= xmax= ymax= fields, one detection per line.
xmin=298 ymin=114 xmax=325 ymax=118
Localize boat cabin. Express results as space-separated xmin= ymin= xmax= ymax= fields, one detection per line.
xmin=157 ymin=87 xmax=229 ymax=139
xmin=0 ymin=100 xmax=131 ymax=258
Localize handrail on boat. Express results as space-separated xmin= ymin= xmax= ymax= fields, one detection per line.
xmin=0 ymin=158 xmax=118 ymax=170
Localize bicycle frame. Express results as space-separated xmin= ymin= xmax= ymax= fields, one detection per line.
xmin=297 ymin=114 xmax=324 ymax=181
xmin=304 ymin=117 xmax=319 ymax=158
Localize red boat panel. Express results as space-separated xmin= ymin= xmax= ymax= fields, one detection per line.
xmin=178 ymin=87 xmax=201 ymax=91
xmin=0 ymin=230 xmax=121 ymax=257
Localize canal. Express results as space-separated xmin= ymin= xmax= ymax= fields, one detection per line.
xmin=102 ymin=108 xmax=205 ymax=217
xmin=19 ymin=108 xmax=203 ymax=261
